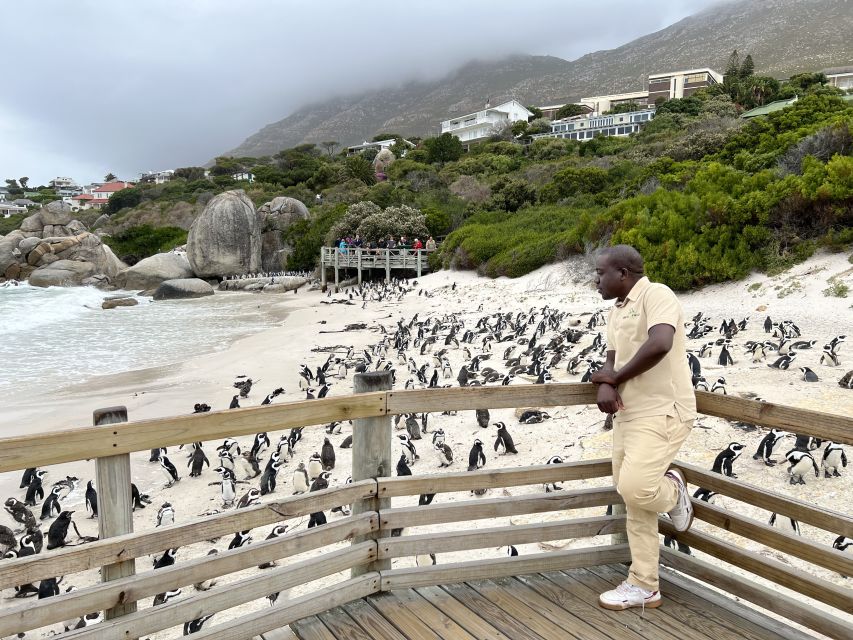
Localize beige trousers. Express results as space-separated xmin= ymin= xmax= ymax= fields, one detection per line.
xmin=612 ymin=414 xmax=693 ymax=591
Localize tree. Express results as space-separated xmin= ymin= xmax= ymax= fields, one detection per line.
xmin=372 ymin=132 xmax=402 ymax=142
xmin=511 ymin=121 xmax=529 ymax=137
xmin=5 ymin=179 xmax=19 ymax=189
xmin=18 ymin=177 xmax=29 ymax=189
xmin=526 ymin=106 xmax=543 ymax=120
xmin=526 ymin=118 xmax=552 ymax=135
xmin=320 ymin=141 xmax=338 ymax=157
xmin=173 ymin=166 xmax=207 ymax=181
xmin=345 ymin=155 xmax=376 ymax=185
xmin=104 ymin=172 xmax=117 ymax=182
xmin=724 ymin=50 xmax=740 ymax=83
xmin=105 ymin=186 xmax=142 ymax=214
xmin=555 ymin=104 xmax=587 ymax=119
xmin=423 ymin=133 xmax=463 ymax=164
xmin=605 ymin=102 xmax=642 ymax=115
xmin=489 ymin=177 xmax=536 ymax=212
xmin=739 ymin=54 xmax=754 ymax=79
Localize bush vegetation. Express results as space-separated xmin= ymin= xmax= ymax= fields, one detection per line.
xmin=103 ymin=225 xmax=188 ymax=261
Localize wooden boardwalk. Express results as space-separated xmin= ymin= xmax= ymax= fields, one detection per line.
xmin=289 ymin=564 xmax=814 ymax=640
xmin=320 ymin=246 xmax=432 ymax=286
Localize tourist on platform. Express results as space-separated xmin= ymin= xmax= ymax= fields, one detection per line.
xmin=338 ymin=238 xmax=348 ymax=255
xmin=412 ymin=238 xmax=423 ymax=251
xmin=387 ymin=236 xmax=397 ymax=250
xmin=425 ymin=236 xmax=437 ymax=252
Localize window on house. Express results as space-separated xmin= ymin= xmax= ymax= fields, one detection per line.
xmin=685 ymin=73 xmax=708 ymax=84
xmin=649 ymin=77 xmax=669 ymax=85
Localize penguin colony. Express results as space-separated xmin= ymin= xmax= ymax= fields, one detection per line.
xmin=1 ymin=276 xmax=851 ymax=635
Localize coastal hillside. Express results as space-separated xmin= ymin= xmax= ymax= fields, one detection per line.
xmin=226 ymin=0 xmax=853 ymax=156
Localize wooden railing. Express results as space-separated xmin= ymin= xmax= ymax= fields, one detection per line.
xmin=319 ymin=246 xmax=433 ymax=286
xmin=0 ymin=382 xmax=850 ymax=639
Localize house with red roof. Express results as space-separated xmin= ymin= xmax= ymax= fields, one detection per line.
xmin=72 ymin=181 xmax=134 ymax=210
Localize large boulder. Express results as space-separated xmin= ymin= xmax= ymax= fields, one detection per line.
xmin=115 ymin=252 xmax=194 ymax=291
xmin=186 ymin=190 xmax=261 ymax=278
xmin=40 ymin=201 xmax=74 ymax=226
xmin=153 ymin=278 xmax=215 ymax=300
xmin=258 ymin=196 xmax=310 ymax=272
xmin=102 ymin=297 xmax=139 ymax=309
xmin=29 ymin=260 xmax=96 ymax=287
xmin=0 ymin=236 xmax=20 ymax=275
xmin=19 ymin=213 xmax=44 ymax=234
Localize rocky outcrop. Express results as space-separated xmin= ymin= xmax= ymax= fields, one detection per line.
xmin=219 ymin=275 xmax=307 ymax=293
xmin=257 ymin=196 xmax=311 ymax=272
xmin=28 ymin=260 xmax=97 ymax=287
xmin=186 ymin=191 xmax=261 ymax=278
xmin=102 ymin=297 xmax=139 ymax=309
xmin=153 ymin=278 xmax=215 ymax=300
xmin=115 ymin=252 xmax=194 ymax=291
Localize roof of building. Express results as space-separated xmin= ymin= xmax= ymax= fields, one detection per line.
xmin=443 ymin=100 xmax=533 ymax=124
xmin=648 ymin=68 xmax=724 ymax=83
xmin=740 ymin=97 xmax=798 ymax=119
xmin=823 ymin=66 xmax=853 ymax=76
xmin=93 ymin=181 xmax=133 ymax=193
xmin=72 ymin=194 xmax=94 ymax=200
xmin=13 ymin=198 xmax=35 ymax=205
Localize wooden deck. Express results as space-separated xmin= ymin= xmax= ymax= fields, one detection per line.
xmin=319 ymin=246 xmax=432 ymax=285
xmin=289 ymin=564 xmax=814 ymax=640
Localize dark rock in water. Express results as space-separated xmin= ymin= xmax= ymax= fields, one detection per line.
xmin=115 ymin=253 xmax=194 ymax=290
xmin=153 ymin=278 xmax=215 ymax=301
xmin=102 ymin=297 xmax=139 ymax=310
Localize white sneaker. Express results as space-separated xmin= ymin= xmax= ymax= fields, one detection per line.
xmin=599 ymin=580 xmax=662 ymax=610
xmin=665 ymin=468 xmax=694 ymax=532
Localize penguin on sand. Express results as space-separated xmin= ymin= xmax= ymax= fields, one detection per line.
xmin=398 ymin=433 xmax=418 ymax=465
xmin=156 ymin=502 xmax=175 ymax=527
xmin=292 ymin=463 xmax=310 ymax=494
xmin=160 ymin=456 xmax=180 ymax=488
xmin=320 ymin=438 xmax=336 ymax=470
xmin=153 ymin=548 xmax=177 ymax=569
xmin=821 ymin=442 xmax=847 ymax=478
xmin=184 ymin=614 xmax=215 ymax=635
xmin=494 ymin=422 xmax=518 ymax=455
xmin=753 ymin=429 xmax=788 ymax=466
xmin=397 ymin=453 xmax=412 ymax=477
xmin=476 ymin=409 xmax=490 ymax=429
xmin=768 ymin=513 xmax=801 ymax=536
xmin=785 ymin=449 xmax=819 ymax=485
xmin=467 ymin=439 xmax=486 ymax=471
xmin=259 ymin=526 xmax=289 ymax=569
xmin=260 ymin=459 xmax=282 ymax=495
xmin=6 ymin=497 xmax=38 ymax=530
xmin=310 ymin=471 xmax=331 ymax=493
xmin=800 ymin=367 xmax=819 ymax=382
xmin=0 ymin=525 xmax=16 ymax=555
xmin=208 ymin=467 xmax=238 ymax=508
xmin=228 ymin=530 xmax=252 ymax=549
xmin=434 ymin=442 xmax=454 ymax=467
xmin=132 ymin=484 xmax=152 ymax=511
xmin=712 ymin=442 xmax=745 ymax=477
xmin=40 ymin=486 xmax=63 ymax=521
xmin=544 ymin=455 xmax=565 ymax=492
xmin=85 ymin=480 xmax=98 ymax=518
xmin=187 ymin=446 xmax=210 ymax=477
xmin=20 ymin=467 xmax=37 ymax=489
xmin=38 ymin=576 xmax=62 ymax=599
xmin=47 ymin=511 xmax=88 ymax=550
xmin=25 ymin=469 xmax=48 ymax=506
xmin=236 ymin=488 xmax=261 ymax=509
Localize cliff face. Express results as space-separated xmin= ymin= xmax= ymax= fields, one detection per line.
xmin=225 ymin=0 xmax=853 ymax=158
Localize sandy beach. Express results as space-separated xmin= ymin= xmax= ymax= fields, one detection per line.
xmin=1 ymin=251 xmax=851 ymax=639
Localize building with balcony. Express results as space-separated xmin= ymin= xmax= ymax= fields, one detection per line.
xmin=139 ymin=170 xmax=174 ymax=184
xmin=647 ymin=68 xmax=724 ymax=104
xmin=530 ymin=107 xmax=656 ymax=142
xmin=72 ymin=181 xmax=134 ymax=210
xmin=579 ymin=91 xmax=650 ymax=115
xmin=440 ymin=100 xmax=533 ymax=145
xmin=347 ymin=138 xmax=415 ymax=156
xmin=824 ymin=66 xmax=853 ymax=91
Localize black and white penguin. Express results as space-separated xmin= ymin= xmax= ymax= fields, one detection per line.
xmin=183 ymin=614 xmax=215 ymax=634
xmin=710 ymin=377 xmax=727 ymax=394
xmin=260 ymin=459 xmax=282 ymax=495
xmin=502 ymin=545 xmax=519 ymax=557
xmin=229 ymin=395 xmax=240 ymax=409
xmin=6 ymin=497 xmax=38 ymax=529
xmin=799 ymin=367 xmax=819 ymax=382
xmin=236 ymin=488 xmax=261 ymax=509
xmin=218 ymin=438 xmax=241 ymax=457
xmin=431 ymin=428 xmax=446 ymax=447
xmin=717 ymin=343 xmax=734 ymax=366
xmin=188 ymin=447 xmax=210 ymax=477
xmin=434 ymin=442 xmax=454 ymax=467
xmin=0 ymin=525 xmax=16 ymax=555
xmin=156 ymin=502 xmax=175 ymax=527
xmin=768 ymin=352 xmax=796 ymax=370
xmin=833 ymin=536 xmax=853 ymax=552
xmin=339 ymin=435 xmax=353 ymax=449
xmin=839 ymin=370 xmax=853 ymax=389
xmin=153 ymin=547 xmax=177 ymax=569
xmin=519 ymin=409 xmax=551 ymax=424
xmin=310 ymin=471 xmax=331 ymax=493
xmin=39 ymin=486 xmax=63 ymax=521
xmin=292 ymin=463 xmax=310 ymax=494
xmin=416 ymin=553 xmax=437 ymax=567
xmin=308 ymin=511 xmax=327 ymax=528
xmin=228 ymin=530 xmax=252 ymax=549
xmin=320 ymin=437 xmax=336 ymax=470
xmin=467 ymin=439 xmax=486 ymax=471
xmin=307 ymin=452 xmax=324 ymax=481
xmin=768 ymin=512 xmax=801 ymax=536
xmin=153 ymin=588 xmax=182 ymax=606
xmin=251 ymin=432 xmax=271 ymax=458
xmin=494 ymin=422 xmax=518 ymax=455
xmin=419 ymin=493 xmax=436 ymax=506
xmin=693 ymin=376 xmax=709 ymax=391
xmin=753 ymin=429 xmax=788 ymax=466
xmin=544 ymin=455 xmax=565 ymax=492
xmin=821 ymin=442 xmax=847 ymax=478
xmin=24 ymin=469 xmax=48 ymax=507
xmin=37 ymin=576 xmax=62 ymax=599
xmin=85 ymin=480 xmax=98 ymax=519
xmin=208 ymin=467 xmax=237 ymax=507
xmin=46 ymin=511 xmax=78 ymax=550
xmin=132 ymin=484 xmax=152 ymax=511
xmin=160 ymin=456 xmax=180 ymax=488
xmin=398 ymin=433 xmax=418 ymax=465
xmin=712 ymin=442 xmax=745 ymax=477
xmin=663 ymin=534 xmax=692 ymax=555
xmin=397 ymin=453 xmax=412 ymax=477
xmin=820 ymin=347 xmax=841 ymax=367
xmin=405 ymin=413 xmax=422 ymax=440
xmin=692 ymin=488 xmax=719 ymax=503
xmin=149 ymin=447 xmax=166 ymax=463
xmin=20 ymin=467 xmax=37 ymax=490
xmin=785 ymin=449 xmax=819 ymax=485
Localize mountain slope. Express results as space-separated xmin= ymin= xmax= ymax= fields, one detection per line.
xmin=225 ymin=0 xmax=853 ymax=158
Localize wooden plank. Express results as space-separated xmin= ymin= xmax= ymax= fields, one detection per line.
xmin=516 ymin=573 xmax=647 ymax=640
xmin=0 ymin=393 xmax=387 ymax=473
xmin=380 ymin=545 xmax=630 ymax=591
xmin=368 ymin=589 xmax=477 ymax=640
xmin=0 ymin=514 xmax=377 ymax=636
xmin=378 ymin=515 xmax=625 ymax=559
xmin=439 ymin=583 xmax=546 ymax=640
xmin=658 ymin=565 xmax=820 ymax=640
xmin=380 ymin=486 xmax=619 ymax=530
xmin=658 ymin=523 xmax=852 ymax=612
xmin=661 ymin=549 xmax=853 ymax=640
xmin=0 ymin=481 xmax=376 ymax=590
xmin=695 ymin=391 xmax=853 ymax=446
xmin=339 ymin=599 xmax=407 ymax=640
xmin=378 ymin=458 xmax=612 ymax=498
xmin=351 ymin=372 xmax=392 ymax=577
xmin=61 ymin=546 xmax=378 ymax=640
xmin=317 ymin=607 xmax=373 ymax=640
xmin=687 ymin=499 xmax=853 ymax=576
xmin=189 ymin=574 xmax=380 ymax=640
xmin=290 ymin=616 xmax=336 ymax=640
xmin=414 ymin=585 xmax=512 ymax=640
xmin=386 ymin=384 xmax=598 ymax=415
xmin=676 ymin=462 xmax=853 ymax=537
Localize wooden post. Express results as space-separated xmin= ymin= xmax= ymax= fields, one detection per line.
xmin=417 ymin=250 xmax=422 ymax=278
xmin=351 ymin=371 xmax=392 ymax=578
xmin=93 ymin=406 xmax=137 ymax=619
xmin=357 ymin=248 xmax=362 ymax=285
xmin=334 ymin=250 xmax=339 ymax=288
xmin=385 ymin=249 xmax=390 ymax=284
xmin=320 ymin=248 xmax=326 ymax=288
xmin=611 ymin=503 xmax=628 ymax=545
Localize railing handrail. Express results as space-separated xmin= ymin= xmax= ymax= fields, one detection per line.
xmin=1 ymin=384 xmax=850 ymax=474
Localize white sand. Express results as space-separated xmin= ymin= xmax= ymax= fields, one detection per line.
xmin=0 ymin=251 xmax=851 ymax=638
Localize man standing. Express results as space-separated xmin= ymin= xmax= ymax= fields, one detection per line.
xmin=590 ymin=244 xmax=695 ymax=610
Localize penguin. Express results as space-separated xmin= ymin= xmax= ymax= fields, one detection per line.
xmin=785 ymin=449 xmax=820 ymax=485
xmin=663 ymin=534 xmax=692 ymax=555
xmin=236 ymin=488 xmax=261 ymax=509
xmin=432 ymin=429 xmax=446 ymax=447
xmin=251 ymin=432 xmax=271 ymax=458
xmin=494 ymin=422 xmax=518 ymax=455
xmin=519 ymin=410 xmax=551 ymax=424
xmin=132 ymin=484 xmax=152 ymax=511
xmin=236 ymin=451 xmax=263 ymax=480
xmin=310 ymin=471 xmax=331 ymax=493
xmin=710 ymin=377 xmax=727 ymax=394
xmin=228 ymin=530 xmax=253 ymax=549
xmin=820 ymin=348 xmax=840 ymax=367
xmin=85 ymin=480 xmax=98 ymax=518
xmin=160 ymin=456 xmax=180 ymax=488
xmin=6 ymin=497 xmax=38 ymax=529
xmin=218 ymin=438 xmax=241 ymax=457
xmin=260 ymin=459 xmax=282 ymax=495
xmin=692 ymin=488 xmax=718 ymax=503
xmin=153 ymin=588 xmax=182 ymax=606
xmin=398 ymin=433 xmax=418 ymax=465
xmin=405 ymin=413 xmax=422 ymax=440
xmin=717 ymin=343 xmax=734 ymax=366
xmin=839 ymin=370 xmax=853 ymax=389
xmin=195 ymin=549 xmax=219 ymax=589
xmin=833 ymin=536 xmax=853 ymax=552
xmin=153 ymin=548 xmax=178 ymax=569
xmin=229 ymin=395 xmax=240 ymax=409
xmin=416 ymin=553 xmax=437 ymax=567
xmin=793 ymin=434 xmax=823 ymax=451
xmin=20 ymin=467 xmax=37 ymax=489
xmin=183 ymin=614 xmax=215 ymax=634
xmin=800 ymin=367 xmax=819 ymax=382
xmin=307 ymin=452 xmax=324 ymax=480
xmin=821 ymin=442 xmax=847 ymax=478
xmin=0 ymin=525 xmax=16 ymax=555
xmin=419 ymin=493 xmax=436 ymax=506
xmin=768 ymin=512 xmax=801 ymax=536
xmin=320 ymin=438 xmax=336 ymax=470
xmin=697 ymin=343 xmax=713 ymax=358
xmin=339 ymin=435 xmax=353 ymax=449
xmin=753 ymin=429 xmax=788 ymax=466
xmin=763 ymin=315 xmax=773 ymax=333
xmin=188 ymin=447 xmax=210 ymax=477
xmin=693 ymin=376 xmax=709 ymax=391
xmin=149 ymin=447 xmax=166 ymax=462
xmin=711 ymin=442 xmax=745 ymax=477
xmin=156 ymin=502 xmax=175 ymax=527
xmin=208 ymin=467 xmax=237 ymax=507
xmin=24 ymin=469 xmax=48 ymax=507
xmin=46 ymin=511 xmax=78 ymax=550
xmin=39 ymin=486 xmax=63 ymax=521
xmin=259 ymin=526 xmax=289 ymax=569
xmin=768 ymin=353 xmax=796 ymax=370
xmin=544 ymin=455 xmax=564 ymax=492
xmin=502 ymin=545 xmax=519 ymax=557
xmin=37 ymin=576 xmax=62 ymax=599
xmin=292 ymin=463 xmax=310 ymax=494
xmin=308 ymin=511 xmax=327 ymax=528
xmin=397 ymin=453 xmax=412 ymax=477
xmin=467 ymin=439 xmax=486 ymax=471
xmin=434 ymin=442 xmax=454 ymax=467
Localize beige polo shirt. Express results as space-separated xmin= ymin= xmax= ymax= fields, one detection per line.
xmin=606 ymin=277 xmax=697 ymax=423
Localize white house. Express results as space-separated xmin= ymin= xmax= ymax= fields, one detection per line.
xmin=530 ymin=107 xmax=656 ymax=142
xmin=72 ymin=181 xmax=134 ymax=210
xmin=139 ymin=169 xmax=174 ymax=184
xmin=346 ymin=138 xmax=415 ymax=156
xmin=232 ymin=172 xmax=255 ymax=183
xmin=580 ymin=68 xmax=723 ymax=114
xmin=0 ymin=187 xmax=9 ymax=202
xmin=1 ymin=202 xmax=27 ymax=218
xmin=440 ymin=100 xmax=533 ymax=144
xmin=824 ymin=67 xmax=853 ymax=91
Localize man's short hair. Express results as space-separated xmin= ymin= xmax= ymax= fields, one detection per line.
xmin=597 ymin=245 xmax=644 ymax=274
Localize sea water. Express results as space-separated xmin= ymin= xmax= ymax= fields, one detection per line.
xmin=0 ymin=284 xmax=278 ymax=394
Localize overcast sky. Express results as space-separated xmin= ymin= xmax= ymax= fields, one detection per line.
xmin=0 ymin=0 xmax=723 ymax=188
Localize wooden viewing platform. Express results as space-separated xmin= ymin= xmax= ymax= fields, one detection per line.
xmin=0 ymin=381 xmax=850 ymax=639
xmin=319 ymin=247 xmax=433 ymax=287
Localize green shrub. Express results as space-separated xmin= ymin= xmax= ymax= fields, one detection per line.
xmin=0 ymin=214 xmax=26 ymax=235
xmin=103 ymin=225 xmax=187 ymax=260
xmin=823 ymin=280 xmax=849 ymax=298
